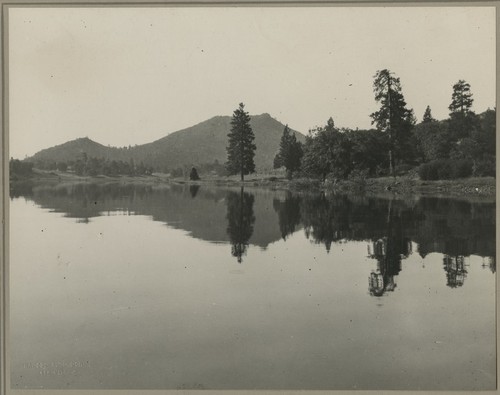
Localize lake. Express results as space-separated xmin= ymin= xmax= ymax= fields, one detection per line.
xmin=8 ymin=182 xmax=496 ymax=390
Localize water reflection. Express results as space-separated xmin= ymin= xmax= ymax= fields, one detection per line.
xmin=301 ymin=193 xmax=345 ymax=252
xmin=443 ymin=255 xmax=468 ymax=288
xmin=272 ymin=192 xmax=302 ymax=241
xmin=10 ymin=181 xmax=495 ymax=292
xmin=482 ymin=256 xmax=496 ymax=273
xmin=367 ymin=202 xmax=412 ymax=296
xmin=9 ymin=181 xmax=496 ymax=390
xmin=189 ymin=184 xmax=200 ymax=198
xmin=226 ymin=187 xmax=256 ymax=263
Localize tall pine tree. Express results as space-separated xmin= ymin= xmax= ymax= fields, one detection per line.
xmin=370 ymin=69 xmax=415 ymax=176
xmin=448 ymin=80 xmax=476 ymax=139
xmin=273 ymin=125 xmax=303 ymax=178
xmin=226 ymin=103 xmax=256 ymax=181
xmin=449 ymin=80 xmax=474 ymax=117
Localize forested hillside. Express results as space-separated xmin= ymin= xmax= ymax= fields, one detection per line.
xmin=26 ymin=113 xmax=304 ymax=174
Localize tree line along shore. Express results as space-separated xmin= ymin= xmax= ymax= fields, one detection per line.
xmin=10 ymin=69 xmax=496 ymax=197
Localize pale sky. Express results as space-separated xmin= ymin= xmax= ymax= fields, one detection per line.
xmin=8 ymin=6 xmax=496 ymax=159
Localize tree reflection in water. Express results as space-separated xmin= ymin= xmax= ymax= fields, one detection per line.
xmin=272 ymin=192 xmax=302 ymax=241
xmin=10 ymin=182 xmax=495 ymax=287
xmin=300 ymin=193 xmax=353 ymax=253
xmin=225 ymin=187 xmax=256 ymax=263
xmin=481 ymin=256 xmax=496 ymax=273
xmin=367 ymin=200 xmax=412 ymax=297
xmin=189 ymin=184 xmax=200 ymax=198
xmin=443 ymin=255 xmax=468 ymax=288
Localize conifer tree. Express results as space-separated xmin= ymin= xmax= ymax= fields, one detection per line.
xmin=226 ymin=103 xmax=256 ymax=181
xmin=448 ymin=80 xmax=477 ymax=139
xmin=189 ymin=167 xmax=200 ymax=180
xmin=422 ymin=105 xmax=435 ymax=123
xmin=273 ymin=125 xmax=303 ymax=178
xmin=449 ymin=80 xmax=474 ymax=117
xmin=370 ymin=69 xmax=415 ymax=176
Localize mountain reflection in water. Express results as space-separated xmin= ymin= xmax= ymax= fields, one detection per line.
xmin=11 ymin=181 xmax=495 ymax=295
xmin=9 ymin=181 xmax=496 ymax=390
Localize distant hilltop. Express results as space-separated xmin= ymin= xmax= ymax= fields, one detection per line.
xmin=26 ymin=113 xmax=306 ymax=172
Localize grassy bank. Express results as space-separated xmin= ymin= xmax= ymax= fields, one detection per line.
xmin=171 ymin=172 xmax=496 ymax=198
xmin=327 ymin=176 xmax=496 ymax=198
xmin=10 ymin=168 xmax=496 ymax=198
xmin=11 ymin=169 xmax=170 ymax=184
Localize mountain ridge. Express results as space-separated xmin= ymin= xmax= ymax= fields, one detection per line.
xmin=27 ymin=113 xmax=305 ymax=171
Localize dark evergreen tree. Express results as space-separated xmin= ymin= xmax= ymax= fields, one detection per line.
xmin=273 ymin=125 xmax=289 ymax=169
xmin=273 ymin=125 xmax=303 ymax=178
xmin=189 ymin=167 xmax=200 ymax=181
xmin=449 ymin=80 xmax=474 ymax=117
xmin=448 ymin=80 xmax=477 ymax=139
xmin=226 ymin=103 xmax=256 ymax=181
xmin=422 ymin=105 xmax=435 ymax=123
xmin=370 ymin=69 xmax=415 ymax=176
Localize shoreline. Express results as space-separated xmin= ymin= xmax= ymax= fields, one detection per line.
xmin=9 ymin=170 xmax=496 ymax=199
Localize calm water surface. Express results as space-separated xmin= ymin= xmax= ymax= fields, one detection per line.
xmin=9 ymin=182 xmax=496 ymax=390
